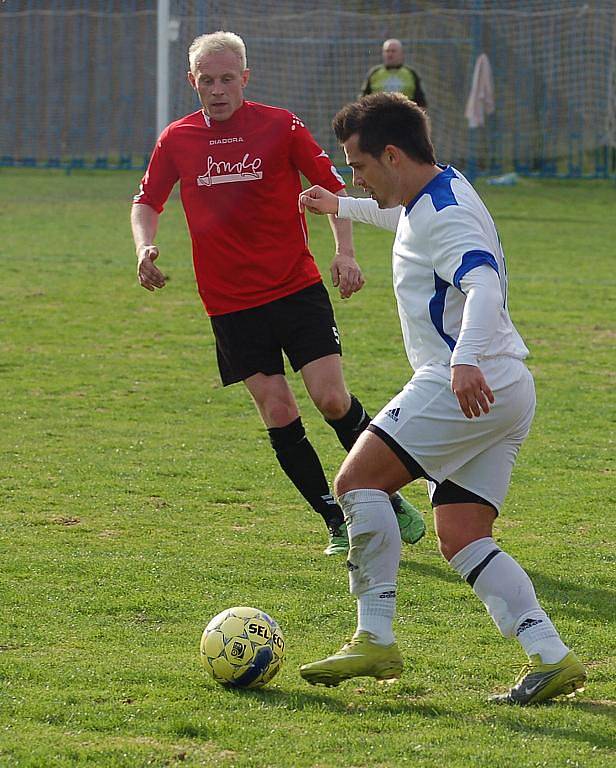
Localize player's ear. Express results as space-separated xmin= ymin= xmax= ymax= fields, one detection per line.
xmin=187 ymin=70 xmax=197 ymax=90
xmin=384 ymin=144 xmax=401 ymax=166
xmin=241 ymin=68 xmax=250 ymax=88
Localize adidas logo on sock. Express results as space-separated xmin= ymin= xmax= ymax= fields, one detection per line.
xmin=385 ymin=408 xmax=401 ymax=422
xmin=515 ymin=618 xmax=543 ymax=636
xmin=378 ymin=590 xmax=396 ymax=599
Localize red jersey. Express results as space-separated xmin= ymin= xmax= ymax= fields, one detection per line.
xmin=134 ymin=101 xmax=345 ymax=315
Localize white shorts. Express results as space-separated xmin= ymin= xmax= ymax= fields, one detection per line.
xmin=369 ymin=357 xmax=536 ymax=512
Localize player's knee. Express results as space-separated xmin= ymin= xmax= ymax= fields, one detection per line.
xmin=334 ymin=463 xmax=359 ymax=498
xmin=314 ymin=388 xmax=350 ymax=421
xmin=268 ymin=408 xmax=298 ymax=427
xmin=333 ymin=469 xmax=349 ymax=498
xmin=260 ymin=398 xmax=298 ymax=427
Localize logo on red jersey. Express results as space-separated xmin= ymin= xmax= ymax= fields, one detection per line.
xmin=197 ymin=153 xmax=263 ymax=187
xmin=209 ymin=137 xmax=245 ymax=145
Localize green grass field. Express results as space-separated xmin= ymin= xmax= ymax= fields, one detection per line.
xmin=1 ymin=169 xmax=614 ymax=767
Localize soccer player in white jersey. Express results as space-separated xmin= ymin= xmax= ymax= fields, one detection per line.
xmin=297 ymin=93 xmax=586 ymax=705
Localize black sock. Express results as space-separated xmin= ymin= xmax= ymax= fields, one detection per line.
xmin=326 ymin=393 xmax=371 ymax=452
xmin=268 ymin=417 xmax=344 ymax=532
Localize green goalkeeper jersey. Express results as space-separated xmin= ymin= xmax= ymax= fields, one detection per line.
xmin=360 ymin=64 xmax=427 ymax=107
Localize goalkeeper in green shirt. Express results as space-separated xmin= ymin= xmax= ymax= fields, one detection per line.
xmin=360 ymin=38 xmax=427 ymax=107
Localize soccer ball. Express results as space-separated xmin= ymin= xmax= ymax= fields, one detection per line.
xmin=200 ymin=606 xmax=285 ymax=688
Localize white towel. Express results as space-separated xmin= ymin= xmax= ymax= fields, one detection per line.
xmin=465 ymin=53 xmax=495 ymax=128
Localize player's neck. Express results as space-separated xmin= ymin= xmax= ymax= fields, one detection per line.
xmin=400 ymin=164 xmax=442 ymax=207
xmin=202 ymin=100 xmax=245 ymax=125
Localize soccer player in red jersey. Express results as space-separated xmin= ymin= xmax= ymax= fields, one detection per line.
xmin=131 ymin=31 xmax=425 ymax=553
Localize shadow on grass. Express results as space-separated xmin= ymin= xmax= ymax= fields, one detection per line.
xmin=399 ymin=557 xmax=459 ymax=585
xmin=398 ymin=560 xmax=615 ymax=625
xmin=574 ymin=700 xmax=616 ymax=716
xmin=496 ymin=700 xmax=616 ymax=749
xmin=526 ymin=569 xmax=616 ymax=625
xmin=208 ymin=684 xmax=453 ymax=719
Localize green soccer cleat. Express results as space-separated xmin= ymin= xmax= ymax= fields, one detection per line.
xmin=300 ymin=631 xmax=403 ymax=687
xmin=323 ymin=522 xmax=349 ymax=556
xmin=490 ymin=651 xmax=587 ymax=705
xmin=390 ymin=492 xmax=425 ymax=544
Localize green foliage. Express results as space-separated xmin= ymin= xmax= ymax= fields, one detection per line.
xmin=0 ymin=170 xmax=614 ymax=767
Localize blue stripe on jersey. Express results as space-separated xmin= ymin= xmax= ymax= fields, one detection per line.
xmin=429 ymin=272 xmax=457 ymax=351
xmin=452 ymin=250 xmax=499 ymax=291
xmin=405 ymin=165 xmax=458 ymax=215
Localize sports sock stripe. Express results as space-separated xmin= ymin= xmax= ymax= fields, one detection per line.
xmin=466 ymin=548 xmax=501 ymax=587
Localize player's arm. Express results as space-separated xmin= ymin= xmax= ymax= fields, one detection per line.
xmin=289 ymin=117 xmax=364 ymax=298
xmin=328 ymin=190 xmax=364 ymax=299
xmin=300 ymin=185 xmax=401 ymax=231
xmin=131 ymin=203 xmax=165 ymax=291
xmin=130 ymin=128 xmax=178 ymax=292
xmin=412 ymin=70 xmax=427 ymax=108
xmin=358 ymin=66 xmax=378 ymax=98
xmin=428 ymin=211 xmax=500 ymax=418
xmin=450 ymin=265 xmax=501 ymax=418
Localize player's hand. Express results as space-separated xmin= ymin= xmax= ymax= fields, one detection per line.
xmin=451 ymin=364 xmax=495 ymax=419
xmin=331 ymin=250 xmax=365 ymax=299
xmin=298 ymin=185 xmax=340 ymax=215
xmin=137 ymin=245 xmax=166 ymax=291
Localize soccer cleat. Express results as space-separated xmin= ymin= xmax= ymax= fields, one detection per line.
xmin=390 ymin=493 xmax=425 ymax=544
xmin=490 ymin=652 xmax=587 ymax=705
xmin=299 ymin=631 xmax=403 ymax=687
xmin=323 ymin=523 xmax=349 ymax=556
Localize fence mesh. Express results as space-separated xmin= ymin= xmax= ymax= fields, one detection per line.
xmin=1 ymin=0 xmax=615 ymax=176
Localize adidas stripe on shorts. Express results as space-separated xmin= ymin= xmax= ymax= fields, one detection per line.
xmin=369 ymin=356 xmax=536 ymax=512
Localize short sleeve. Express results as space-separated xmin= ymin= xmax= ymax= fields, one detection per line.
xmin=133 ymin=128 xmax=180 ymax=213
xmin=288 ymin=113 xmax=345 ymax=194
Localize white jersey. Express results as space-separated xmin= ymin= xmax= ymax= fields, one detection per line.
xmin=338 ymin=165 xmax=529 ymax=373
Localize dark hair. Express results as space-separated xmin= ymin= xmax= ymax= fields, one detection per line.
xmin=332 ymin=93 xmax=435 ymax=164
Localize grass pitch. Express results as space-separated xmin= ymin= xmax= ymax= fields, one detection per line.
xmin=0 ymin=169 xmax=614 ymax=767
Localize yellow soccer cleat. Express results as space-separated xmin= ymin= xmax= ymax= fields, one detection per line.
xmin=300 ymin=631 xmax=403 ymax=687
xmin=490 ymin=651 xmax=587 ymax=705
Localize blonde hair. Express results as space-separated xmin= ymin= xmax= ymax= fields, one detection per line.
xmin=188 ymin=31 xmax=247 ymax=73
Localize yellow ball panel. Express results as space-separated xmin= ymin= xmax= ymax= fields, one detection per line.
xmin=218 ymin=616 xmax=248 ymax=640
xmin=211 ymin=656 xmax=243 ymax=682
xmin=200 ymin=628 xmax=225 ymax=659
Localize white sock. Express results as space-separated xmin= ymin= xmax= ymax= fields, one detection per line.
xmin=357 ymin=585 xmax=397 ymax=645
xmin=450 ymin=537 xmax=569 ymax=664
xmin=512 ymin=611 xmax=569 ymax=664
xmin=339 ymin=488 xmax=401 ymax=646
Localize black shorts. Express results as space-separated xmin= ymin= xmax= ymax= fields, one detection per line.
xmin=210 ymin=282 xmax=342 ymax=386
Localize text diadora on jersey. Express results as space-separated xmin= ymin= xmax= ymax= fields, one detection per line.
xmin=209 ymin=137 xmax=244 ymax=145
xmin=197 ymin=153 xmax=263 ymax=186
